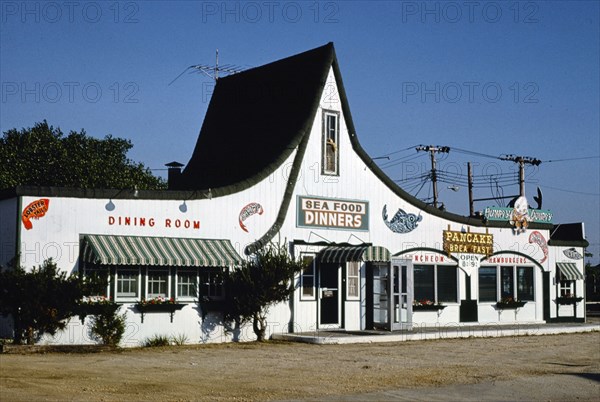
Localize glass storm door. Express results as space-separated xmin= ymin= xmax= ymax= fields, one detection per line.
xmin=391 ymin=259 xmax=413 ymax=330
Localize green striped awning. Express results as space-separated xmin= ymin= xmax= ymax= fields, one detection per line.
xmin=318 ymin=246 xmax=390 ymax=263
xmin=81 ymin=234 xmax=242 ymax=267
xmin=556 ymin=262 xmax=584 ymax=280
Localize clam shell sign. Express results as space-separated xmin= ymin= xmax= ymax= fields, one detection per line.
xmin=297 ymin=196 xmax=369 ymax=231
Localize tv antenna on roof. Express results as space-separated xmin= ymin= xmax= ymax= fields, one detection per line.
xmin=168 ymin=49 xmax=246 ymax=86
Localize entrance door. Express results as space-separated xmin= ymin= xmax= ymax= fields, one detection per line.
xmin=370 ymin=260 xmax=413 ymax=331
xmin=319 ymin=264 xmax=340 ymax=327
xmin=372 ymin=264 xmax=389 ymax=330
xmin=391 ymin=259 xmax=413 ymax=330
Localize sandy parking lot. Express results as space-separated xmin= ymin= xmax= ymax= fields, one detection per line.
xmin=1 ymin=332 xmax=599 ymax=401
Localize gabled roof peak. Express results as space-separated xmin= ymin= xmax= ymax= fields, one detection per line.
xmin=177 ymin=43 xmax=337 ymax=191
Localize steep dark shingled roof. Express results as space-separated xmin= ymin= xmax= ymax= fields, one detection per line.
xmin=177 ymin=43 xmax=335 ymax=191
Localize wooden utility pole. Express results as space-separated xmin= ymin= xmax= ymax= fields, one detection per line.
xmin=500 ymin=155 xmax=542 ymax=196
xmin=468 ymin=162 xmax=474 ymax=216
xmin=416 ymin=145 xmax=450 ymax=208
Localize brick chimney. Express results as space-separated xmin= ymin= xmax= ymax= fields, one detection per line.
xmin=165 ymin=161 xmax=184 ymax=190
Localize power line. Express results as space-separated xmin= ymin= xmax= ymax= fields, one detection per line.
xmin=532 ymin=183 xmax=600 ymax=196
xmin=542 ymin=156 xmax=600 ymax=163
xmin=375 ymin=145 xmax=420 ymax=159
xmin=379 ymin=152 xmax=427 ymax=169
xmin=452 ymin=147 xmax=504 ymax=160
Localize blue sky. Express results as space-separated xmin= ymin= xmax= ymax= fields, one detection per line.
xmin=1 ymin=1 xmax=599 ymax=263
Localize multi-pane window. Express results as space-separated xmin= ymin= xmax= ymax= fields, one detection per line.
xmin=301 ymin=255 xmax=315 ymax=299
xmin=177 ymin=271 xmax=197 ymax=299
xmin=478 ymin=267 xmax=497 ymax=302
xmin=501 ymin=266 xmax=514 ymax=300
xmin=414 ymin=265 xmax=458 ymax=304
xmin=557 ymin=269 xmax=575 ymax=297
xmin=559 ymin=279 xmax=574 ymax=297
xmin=479 ymin=266 xmax=535 ymax=302
xmin=322 ymin=111 xmax=339 ymax=175
xmin=116 ymin=269 xmax=139 ymax=299
xmin=147 ymin=269 xmax=169 ymax=299
xmin=517 ymin=267 xmax=534 ymax=300
xmin=199 ymin=269 xmax=225 ymax=299
xmin=347 ymin=262 xmax=360 ymax=299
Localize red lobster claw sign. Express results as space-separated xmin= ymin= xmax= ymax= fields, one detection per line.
xmin=239 ymin=202 xmax=263 ymax=233
xmin=22 ymin=198 xmax=50 ymax=230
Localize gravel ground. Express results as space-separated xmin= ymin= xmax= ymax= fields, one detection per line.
xmin=1 ymin=332 xmax=599 ymax=401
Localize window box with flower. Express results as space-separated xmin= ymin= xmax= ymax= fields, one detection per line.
xmin=555 ymin=293 xmax=583 ymax=305
xmin=134 ymin=297 xmax=185 ymax=323
xmin=495 ymin=296 xmax=526 ymax=309
xmin=412 ymin=299 xmax=446 ymax=311
xmin=76 ymin=296 xmax=121 ymax=324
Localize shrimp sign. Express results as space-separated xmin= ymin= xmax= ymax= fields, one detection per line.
xmin=21 ymin=198 xmax=50 ymax=230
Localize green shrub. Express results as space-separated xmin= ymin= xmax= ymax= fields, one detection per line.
xmin=0 ymin=259 xmax=106 ymax=344
xmin=170 ymin=333 xmax=189 ymax=346
xmin=144 ymin=335 xmax=171 ymax=347
xmin=89 ymin=306 xmax=126 ymax=347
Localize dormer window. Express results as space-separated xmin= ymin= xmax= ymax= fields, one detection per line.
xmin=322 ymin=110 xmax=339 ymax=175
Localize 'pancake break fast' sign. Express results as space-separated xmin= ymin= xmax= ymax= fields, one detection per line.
xmin=297 ymin=196 xmax=369 ymax=231
xmin=443 ymin=228 xmax=493 ymax=256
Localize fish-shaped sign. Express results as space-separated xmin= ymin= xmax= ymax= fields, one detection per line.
xmin=382 ymin=205 xmax=422 ymax=234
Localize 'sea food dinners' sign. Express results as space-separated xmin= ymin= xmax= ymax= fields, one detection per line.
xmin=297 ymin=196 xmax=368 ymax=231
xmin=443 ymin=229 xmax=493 ymax=256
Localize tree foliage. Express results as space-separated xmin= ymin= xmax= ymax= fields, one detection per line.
xmin=0 ymin=120 xmax=165 ymax=190
xmin=222 ymin=243 xmax=306 ymax=342
xmin=0 ymin=259 xmax=105 ymax=344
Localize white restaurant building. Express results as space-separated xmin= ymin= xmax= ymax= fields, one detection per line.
xmin=0 ymin=43 xmax=589 ymax=345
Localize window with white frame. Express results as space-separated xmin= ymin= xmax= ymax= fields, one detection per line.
xmin=558 ymin=269 xmax=575 ymax=298
xmin=146 ymin=268 xmax=169 ymax=299
xmin=346 ymin=262 xmax=360 ymax=299
xmin=199 ymin=268 xmax=225 ymax=300
xmin=300 ymin=254 xmax=315 ymax=300
xmin=322 ymin=110 xmax=339 ymax=175
xmin=414 ymin=264 xmax=458 ymax=304
xmin=177 ymin=270 xmax=197 ymax=300
xmin=116 ymin=268 xmax=139 ymax=300
xmin=478 ymin=266 xmax=534 ymax=302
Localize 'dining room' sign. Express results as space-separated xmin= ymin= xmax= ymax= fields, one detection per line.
xmin=443 ymin=227 xmax=493 ymax=256
xmin=297 ymin=196 xmax=369 ymax=231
